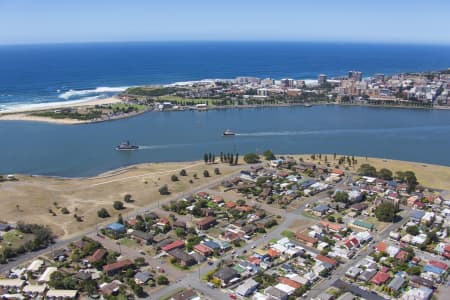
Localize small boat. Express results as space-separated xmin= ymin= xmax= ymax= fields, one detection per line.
xmin=223 ymin=129 xmax=235 ymax=136
xmin=116 ymin=141 xmax=139 ymax=151
xmin=304 ymin=103 xmax=312 ymax=107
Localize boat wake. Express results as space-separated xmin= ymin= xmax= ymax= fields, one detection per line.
xmin=235 ymin=126 xmax=450 ymax=137
xmin=138 ymin=143 xmax=194 ymax=150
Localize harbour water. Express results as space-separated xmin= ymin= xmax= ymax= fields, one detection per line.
xmin=2 ymin=105 xmax=450 ymax=177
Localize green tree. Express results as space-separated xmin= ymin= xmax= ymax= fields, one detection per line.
xmin=123 ymin=194 xmax=133 ymax=203
xmin=262 ymin=150 xmax=276 ymax=160
xmin=157 ymin=275 xmax=169 ymax=285
xmin=204 ymin=153 xmax=208 ymax=164
xmin=396 ymin=171 xmax=418 ymax=192
xmin=406 ymin=266 xmax=422 ymax=275
xmin=97 ymin=208 xmax=110 ymax=218
xmin=113 ymin=201 xmax=124 ymax=210
xmin=334 ymin=191 xmax=349 ymax=204
xmin=134 ymin=257 xmax=146 ymax=266
xmin=377 ymin=168 xmax=393 ymax=180
xmin=175 ymin=227 xmax=186 ymax=237
xmin=244 ymin=153 xmax=260 ymax=164
xmin=406 ymin=225 xmax=420 ymax=236
xmin=234 ymin=153 xmax=239 ymax=165
xmin=358 ymin=164 xmax=377 ymax=177
xmin=159 ymin=185 xmax=169 ymax=195
xmin=375 ymin=202 xmax=397 ymax=222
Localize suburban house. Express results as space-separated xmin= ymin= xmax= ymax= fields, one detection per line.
xmin=102 ymin=259 xmax=134 ymax=276
xmin=168 ymin=249 xmax=196 ymax=267
xmin=196 ymin=216 xmax=217 ymax=230
xmin=213 ymin=267 xmax=239 ymax=287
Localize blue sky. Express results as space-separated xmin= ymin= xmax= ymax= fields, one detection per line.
xmin=1 ymin=0 xmax=449 ymax=45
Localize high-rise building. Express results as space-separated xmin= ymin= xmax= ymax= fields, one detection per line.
xmin=348 ymin=71 xmax=363 ymax=82
xmin=280 ymin=78 xmax=295 ymax=88
xmin=318 ymin=74 xmax=328 ymax=86
xmin=374 ymin=73 xmax=385 ymax=82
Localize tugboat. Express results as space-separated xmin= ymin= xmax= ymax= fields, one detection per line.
xmin=116 ymin=141 xmax=139 ymax=151
xmin=223 ymin=129 xmax=235 ymax=136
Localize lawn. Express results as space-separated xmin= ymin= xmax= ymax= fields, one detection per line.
xmin=0 ymin=230 xmax=35 ymax=250
xmin=120 ymin=238 xmax=138 ymax=248
xmin=281 ymin=230 xmax=296 ymax=239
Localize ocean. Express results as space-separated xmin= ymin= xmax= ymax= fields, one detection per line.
xmin=1 ymin=42 xmax=450 ymax=109
xmin=2 ymin=42 xmax=450 ymax=177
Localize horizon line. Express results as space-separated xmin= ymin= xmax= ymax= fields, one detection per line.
xmin=1 ymin=39 xmax=450 ymax=47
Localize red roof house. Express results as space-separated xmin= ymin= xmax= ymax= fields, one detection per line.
xmin=161 ymin=240 xmax=185 ymax=252
xmin=279 ymin=277 xmax=302 ymax=289
xmin=370 ymin=272 xmax=391 ymax=285
xmin=315 ymin=254 xmax=337 ymax=267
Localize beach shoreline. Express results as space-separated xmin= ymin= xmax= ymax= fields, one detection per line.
xmin=0 ymin=96 xmax=125 ymax=124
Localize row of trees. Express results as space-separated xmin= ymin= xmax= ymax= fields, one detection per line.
xmin=203 ymin=152 xmax=239 ymax=165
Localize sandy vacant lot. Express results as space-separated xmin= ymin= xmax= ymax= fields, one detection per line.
xmin=0 ymin=161 xmax=241 ymax=239
xmin=293 ymin=154 xmax=450 ymax=191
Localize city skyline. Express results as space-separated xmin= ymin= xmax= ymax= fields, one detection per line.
xmin=1 ymin=0 xmax=450 ymax=45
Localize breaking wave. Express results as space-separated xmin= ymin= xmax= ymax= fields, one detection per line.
xmin=58 ymin=86 xmax=129 ymax=100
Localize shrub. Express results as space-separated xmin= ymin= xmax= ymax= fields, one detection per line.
xmin=243 ymin=153 xmax=259 ymax=164
xmin=203 ymin=170 xmax=210 ymax=177
xmin=179 ymin=169 xmax=187 ymax=176
xmin=171 ymin=175 xmax=179 ymax=182
xmin=97 ymin=208 xmax=110 ymax=218
xmin=113 ymin=201 xmax=124 ymax=210
xmin=157 ymin=275 xmax=169 ymax=285
xmin=123 ymin=194 xmax=133 ymax=203
xmin=159 ymin=185 xmax=169 ymax=195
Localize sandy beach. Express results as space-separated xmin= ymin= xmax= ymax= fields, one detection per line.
xmin=0 ymin=97 xmax=122 ymax=124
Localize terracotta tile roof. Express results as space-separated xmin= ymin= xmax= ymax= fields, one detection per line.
xmin=88 ymin=248 xmax=107 ymax=263
xmin=103 ymin=259 xmax=133 ymax=274
xmin=370 ymin=272 xmax=390 ymax=285
xmin=161 ymin=240 xmax=185 ymax=252
xmin=376 ymin=241 xmax=388 ymax=252
xmin=295 ymin=231 xmax=318 ymax=244
xmin=224 ymin=201 xmax=237 ymax=208
xmin=196 ymin=216 xmax=216 ymax=226
xmin=315 ymin=254 xmax=337 ymax=266
xmin=267 ymin=248 xmax=280 ymax=257
xmin=278 ymin=277 xmax=302 ymax=289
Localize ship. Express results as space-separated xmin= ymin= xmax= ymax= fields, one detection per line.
xmin=116 ymin=141 xmax=139 ymax=151
xmin=223 ymin=129 xmax=235 ymax=136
